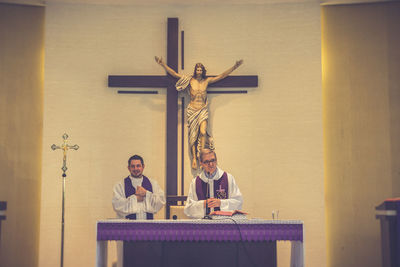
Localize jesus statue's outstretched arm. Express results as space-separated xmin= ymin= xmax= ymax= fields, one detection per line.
xmin=155 ymin=56 xmax=182 ymax=79
xmin=207 ymin=59 xmax=243 ymax=84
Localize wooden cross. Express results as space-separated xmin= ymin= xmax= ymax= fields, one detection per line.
xmin=108 ymin=18 xmax=258 ymax=218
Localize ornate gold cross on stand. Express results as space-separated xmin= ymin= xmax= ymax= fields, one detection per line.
xmin=51 ymin=133 xmax=79 ymax=267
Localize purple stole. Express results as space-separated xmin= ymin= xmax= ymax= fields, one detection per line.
xmin=124 ymin=175 xmax=154 ymax=220
xmin=195 ymin=172 xmax=228 ymax=214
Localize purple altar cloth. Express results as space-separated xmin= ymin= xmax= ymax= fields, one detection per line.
xmin=97 ymin=219 xmax=303 ymax=242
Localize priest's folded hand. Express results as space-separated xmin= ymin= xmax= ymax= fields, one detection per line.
xmin=136 ymin=186 xmax=147 ymax=197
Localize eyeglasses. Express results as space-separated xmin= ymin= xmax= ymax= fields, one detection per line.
xmin=202 ymin=158 xmax=216 ymax=165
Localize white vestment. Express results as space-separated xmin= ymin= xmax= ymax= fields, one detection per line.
xmin=112 ymin=175 xmax=165 ymax=219
xmin=184 ymin=167 xmax=243 ymax=219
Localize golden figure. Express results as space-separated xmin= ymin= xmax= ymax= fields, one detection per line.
xmin=155 ymin=56 xmax=243 ymax=169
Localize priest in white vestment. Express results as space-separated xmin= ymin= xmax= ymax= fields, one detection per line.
xmin=184 ymin=149 xmax=243 ymax=219
xmin=112 ymin=154 xmax=165 ymax=219
xmin=112 ymin=155 xmax=165 ymax=267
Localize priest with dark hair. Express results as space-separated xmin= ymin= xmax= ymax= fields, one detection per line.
xmin=112 ymin=154 xmax=165 ymax=220
xmin=184 ymin=149 xmax=243 ymax=219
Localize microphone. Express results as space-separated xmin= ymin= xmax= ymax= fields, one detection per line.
xmin=203 ymin=177 xmax=212 ymax=220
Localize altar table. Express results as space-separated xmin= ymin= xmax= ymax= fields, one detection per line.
xmin=96 ymin=219 xmax=304 ymax=267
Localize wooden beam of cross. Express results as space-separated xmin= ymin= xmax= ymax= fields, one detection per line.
xmin=108 ymin=18 xmax=258 ymax=219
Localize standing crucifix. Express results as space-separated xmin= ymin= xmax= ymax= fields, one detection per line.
xmin=108 ymin=18 xmax=258 ymax=218
xmin=51 ymin=133 xmax=79 ymax=267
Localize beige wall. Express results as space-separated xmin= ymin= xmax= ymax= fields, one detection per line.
xmin=38 ymin=1 xmax=325 ymax=267
xmin=0 ymin=3 xmax=44 ymax=267
xmin=322 ymin=2 xmax=400 ymax=267
xmin=2 ymin=1 xmax=399 ymax=267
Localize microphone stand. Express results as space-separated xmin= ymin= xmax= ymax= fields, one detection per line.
xmin=203 ymin=177 xmax=212 ymax=220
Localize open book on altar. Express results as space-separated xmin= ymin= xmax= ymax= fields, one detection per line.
xmin=210 ymin=210 xmax=248 ymax=216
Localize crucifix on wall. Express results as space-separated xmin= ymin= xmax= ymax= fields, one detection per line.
xmin=108 ymin=18 xmax=258 ymax=218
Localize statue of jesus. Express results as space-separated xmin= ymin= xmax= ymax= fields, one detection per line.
xmin=155 ymin=56 xmax=243 ymax=169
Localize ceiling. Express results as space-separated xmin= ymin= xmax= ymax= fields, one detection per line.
xmin=0 ymin=0 xmax=397 ymax=6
